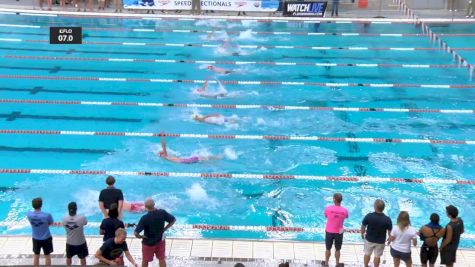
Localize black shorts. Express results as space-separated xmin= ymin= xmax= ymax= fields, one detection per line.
xmin=32 ymin=237 xmax=53 ymax=255
xmin=66 ymin=243 xmax=89 ymax=259
xmin=325 ymin=232 xmax=343 ymax=251
xmin=420 ymin=244 xmax=438 ymax=264
xmin=440 ymin=245 xmax=457 ymax=265
xmin=390 ymin=247 xmax=411 ymax=262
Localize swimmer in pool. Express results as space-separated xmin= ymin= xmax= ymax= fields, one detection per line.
xmin=157 ymin=134 xmax=220 ymax=164
xmin=193 ymin=79 xmax=228 ymax=99
xmin=122 ymin=202 xmax=145 ymax=213
xmin=207 ymin=65 xmax=233 ymax=75
xmin=192 ymin=113 xmax=238 ymax=125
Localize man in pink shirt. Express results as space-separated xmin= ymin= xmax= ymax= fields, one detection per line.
xmin=322 ymin=193 xmax=349 ymax=267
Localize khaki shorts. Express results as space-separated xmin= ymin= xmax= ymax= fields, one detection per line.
xmin=364 ymin=240 xmax=385 ymax=257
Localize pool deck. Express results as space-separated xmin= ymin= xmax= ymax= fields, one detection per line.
xmin=0 ymin=236 xmax=474 ymax=266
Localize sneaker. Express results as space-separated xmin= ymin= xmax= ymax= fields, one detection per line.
xmin=467 ymin=15 xmax=471 ymax=18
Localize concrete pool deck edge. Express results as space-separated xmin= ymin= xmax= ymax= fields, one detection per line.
xmin=0 ymin=236 xmax=474 ymax=266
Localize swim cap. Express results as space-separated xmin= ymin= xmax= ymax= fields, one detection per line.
xmin=191 ymin=113 xmax=199 ymax=120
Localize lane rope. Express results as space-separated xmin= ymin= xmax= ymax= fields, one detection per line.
xmin=3 ymin=55 xmax=462 ymax=70
xmin=0 ymin=74 xmax=474 ymax=89
xmin=2 ymin=98 xmax=473 ymax=114
xmin=0 ymin=168 xmax=474 ymax=185
xmin=19 ymin=39 xmax=475 ymax=51
xmin=1 ymin=221 xmax=475 ymax=239
xmin=0 ymin=129 xmax=474 ymax=145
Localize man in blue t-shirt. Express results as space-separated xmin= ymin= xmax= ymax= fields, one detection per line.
xmin=134 ymin=198 xmax=175 ymax=267
xmin=27 ymin=197 xmax=54 ymax=267
xmin=360 ymin=199 xmax=392 ymax=267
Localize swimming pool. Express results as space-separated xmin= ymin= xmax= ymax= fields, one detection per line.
xmin=0 ymin=13 xmax=474 ymax=248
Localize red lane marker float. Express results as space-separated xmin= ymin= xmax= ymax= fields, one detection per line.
xmin=0 ymin=129 xmax=473 ymax=145
xmin=0 ymin=168 xmax=472 ymax=186
xmin=2 ymin=98 xmax=473 ymax=114
xmin=1 ymin=74 xmax=474 ymax=89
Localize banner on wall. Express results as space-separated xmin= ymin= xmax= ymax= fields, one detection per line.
xmin=123 ymin=0 xmax=279 ymax=11
xmin=283 ymin=1 xmax=327 ymax=17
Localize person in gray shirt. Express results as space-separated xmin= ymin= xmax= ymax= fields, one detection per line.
xmin=63 ymin=202 xmax=88 ymax=266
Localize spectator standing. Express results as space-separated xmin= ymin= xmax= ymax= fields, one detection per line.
xmin=100 ymin=203 xmax=125 ymax=241
xmin=387 ymin=211 xmax=418 ymax=267
xmin=419 ymin=213 xmax=444 ymax=267
xmin=440 ymin=205 xmax=464 ymax=267
xmin=191 ymin=0 xmax=201 ymax=14
xmin=27 ymin=197 xmax=54 ymax=267
xmin=134 ymin=198 xmax=176 ymax=267
xmin=447 ymin=0 xmax=456 ymax=11
xmin=72 ymin=0 xmax=83 ymax=11
xmin=39 ymin=0 xmax=52 ymax=10
xmin=322 ymin=193 xmax=349 ymax=267
xmin=467 ymin=0 xmax=475 ymax=17
xmin=361 ymin=199 xmax=392 ymax=267
xmin=96 ymin=228 xmax=138 ymax=266
xmin=331 ymin=0 xmax=340 ymax=17
xmin=99 ymin=175 xmax=124 ymax=219
xmin=63 ymin=202 xmax=88 ymax=266
xmin=98 ymin=0 xmax=106 ymax=10
xmin=114 ymin=0 xmax=123 ymax=12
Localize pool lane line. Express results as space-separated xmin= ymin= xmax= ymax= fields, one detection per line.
xmin=0 ymin=46 xmax=455 ymax=62
xmin=1 ymin=74 xmax=474 ymax=89
xmin=0 ymin=221 xmax=474 ymax=238
xmin=4 ymin=55 xmax=461 ymax=70
xmin=1 ymin=129 xmax=474 ymax=145
xmin=0 ymin=23 xmax=432 ymax=37
xmin=2 ymin=99 xmax=473 ymax=114
xmin=20 ymin=38 xmax=468 ymax=51
xmin=0 ymin=111 xmax=143 ymax=123
xmin=0 ymin=168 xmax=474 ymax=185
xmin=0 ymin=86 xmax=151 ymax=96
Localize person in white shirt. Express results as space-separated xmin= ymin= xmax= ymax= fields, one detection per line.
xmin=387 ymin=211 xmax=418 ymax=267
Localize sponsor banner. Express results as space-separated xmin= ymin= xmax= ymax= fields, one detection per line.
xmin=283 ymin=1 xmax=327 ymax=17
xmin=123 ymin=0 xmax=279 ymax=11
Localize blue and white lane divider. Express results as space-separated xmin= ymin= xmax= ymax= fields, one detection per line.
xmin=1 ymin=74 xmax=474 ymax=89
xmin=1 ymin=99 xmax=473 ymax=115
xmin=1 ymin=129 xmax=474 ymax=145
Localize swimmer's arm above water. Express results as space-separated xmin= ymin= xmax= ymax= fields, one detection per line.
xmin=197 ymin=79 xmax=208 ymax=93
xmin=160 ymin=133 xmax=168 ymax=157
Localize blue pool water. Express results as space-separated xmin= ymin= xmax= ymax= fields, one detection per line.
xmin=0 ymin=14 xmax=474 ymax=247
